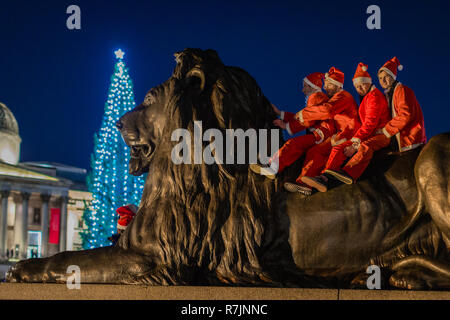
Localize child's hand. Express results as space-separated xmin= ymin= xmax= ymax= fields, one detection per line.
xmin=273 ymin=119 xmax=286 ymax=129
xmin=271 ymin=103 xmax=281 ymax=116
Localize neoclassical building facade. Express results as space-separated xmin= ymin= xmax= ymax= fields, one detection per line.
xmin=0 ymin=102 xmax=91 ymax=261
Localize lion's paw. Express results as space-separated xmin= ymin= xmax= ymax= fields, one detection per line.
xmin=389 ymin=270 xmax=427 ymax=290
xmin=350 ymin=272 xmax=370 ymax=289
xmin=6 ymin=258 xmax=49 ymax=283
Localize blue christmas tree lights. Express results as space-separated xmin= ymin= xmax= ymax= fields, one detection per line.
xmin=81 ymin=50 xmax=145 ymax=249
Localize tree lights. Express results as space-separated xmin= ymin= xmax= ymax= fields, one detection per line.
xmin=81 ymin=50 xmax=145 ymax=249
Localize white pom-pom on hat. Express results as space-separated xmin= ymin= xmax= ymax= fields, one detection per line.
xmin=398 ymin=64 xmax=403 ymax=71
xmin=362 ymin=66 xmax=368 ymax=72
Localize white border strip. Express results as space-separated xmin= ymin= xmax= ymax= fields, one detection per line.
xmin=303 ymin=77 xmax=322 ymax=91
xmin=325 ymin=75 xmax=343 ymax=88
xmin=379 ymin=67 xmax=397 ymax=80
xmin=353 ymin=77 xmax=372 ymax=85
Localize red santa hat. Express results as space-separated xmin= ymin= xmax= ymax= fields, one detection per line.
xmin=378 ymin=56 xmax=403 ymax=80
xmin=353 ymin=62 xmax=372 ymax=86
xmin=116 ymin=204 xmax=138 ymax=230
xmin=303 ymin=72 xmax=324 ymax=91
xmin=324 ymin=67 xmax=344 ymax=88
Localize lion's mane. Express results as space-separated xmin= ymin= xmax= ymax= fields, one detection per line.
xmin=118 ymin=49 xmax=293 ymax=285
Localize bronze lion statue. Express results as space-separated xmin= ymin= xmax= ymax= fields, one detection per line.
xmin=7 ymin=48 xmax=450 ymax=290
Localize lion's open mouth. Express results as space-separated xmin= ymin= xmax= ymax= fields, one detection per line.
xmin=129 ymin=143 xmax=154 ymax=176
xmin=131 ymin=144 xmax=152 ymax=159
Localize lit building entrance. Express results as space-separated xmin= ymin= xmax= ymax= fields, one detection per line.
xmin=27 ymin=231 xmax=41 ymax=258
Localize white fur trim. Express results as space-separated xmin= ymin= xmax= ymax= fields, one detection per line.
xmin=296 ymin=110 xmax=304 ymax=124
xmin=117 ymin=224 xmax=127 ymax=230
xmin=280 ymin=111 xmax=285 ymax=121
xmin=382 ymin=127 xmax=392 ymax=139
xmin=260 ymin=166 xmax=278 ymax=176
xmin=313 ymin=128 xmax=325 ymax=144
xmin=324 ymin=75 xmax=343 ymax=88
xmin=379 ymin=67 xmax=397 ymax=80
xmin=353 ymin=77 xmax=372 ymax=86
xmin=331 ymin=134 xmax=347 ymax=146
xmin=286 ymin=122 xmax=293 ymax=135
xmin=303 ymin=77 xmax=322 ymax=91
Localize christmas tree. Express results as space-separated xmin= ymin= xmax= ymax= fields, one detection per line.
xmin=81 ymin=49 xmax=145 ymax=249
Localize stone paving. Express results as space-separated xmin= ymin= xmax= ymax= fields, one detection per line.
xmin=0 ymin=283 xmax=449 ymax=300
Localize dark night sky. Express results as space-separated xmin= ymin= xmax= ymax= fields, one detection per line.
xmin=1 ymin=0 xmax=449 ymax=171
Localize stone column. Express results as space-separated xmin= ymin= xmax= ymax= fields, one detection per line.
xmin=0 ymin=189 xmax=11 ymax=259
xmin=59 ymin=196 xmax=68 ymax=252
xmin=40 ymin=194 xmax=51 ymax=258
xmin=19 ymin=192 xmax=30 ymax=259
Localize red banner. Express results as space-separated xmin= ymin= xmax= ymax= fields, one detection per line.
xmin=49 ymin=208 xmax=60 ymax=244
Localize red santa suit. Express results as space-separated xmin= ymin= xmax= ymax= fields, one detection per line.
xmin=323 ymin=63 xmax=391 ymax=180
xmin=379 ymin=57 xmax=427 ymax=152
xmin=116 ymin=204 xmax=138 ymax=231
xmin=295 ymin=67 xmax=361 ymax=181
xmin=269 ymin=73 xmax=335 ymax=174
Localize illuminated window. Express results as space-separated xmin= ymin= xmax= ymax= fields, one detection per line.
xmin=27 ymin=231 xmax=42 ymax=258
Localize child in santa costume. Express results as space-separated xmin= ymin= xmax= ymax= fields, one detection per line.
xmin=295 ymin=67 xmax=361 ymax=192
xmin=250 ymin=72 xmax=335 ymax=195
xmin=310 ymin=62 xmax=391 ymax=188
xmin=107 ymin=204 xmax=138 ymax=245
xmin=377 ymin=57 xmax=426 ymax=153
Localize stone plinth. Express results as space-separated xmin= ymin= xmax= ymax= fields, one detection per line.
xmin=0 ymin=283 xmax=449 ymax=300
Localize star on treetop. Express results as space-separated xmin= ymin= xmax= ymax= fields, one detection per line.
xmin=115 ymin=49 xmax=125 ymax=59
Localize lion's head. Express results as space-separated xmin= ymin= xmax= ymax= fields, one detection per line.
xmin=116 ymin=48 xmax=292 ymax=285
xmin=117 ymin=48 xmax=278 ymax=176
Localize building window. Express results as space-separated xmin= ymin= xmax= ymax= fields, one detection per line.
xmin=33 ymin=208 xmax=41 ymax=225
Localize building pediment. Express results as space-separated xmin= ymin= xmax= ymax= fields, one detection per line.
xmin=0 ymin=161 xmax=73 ymax=190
